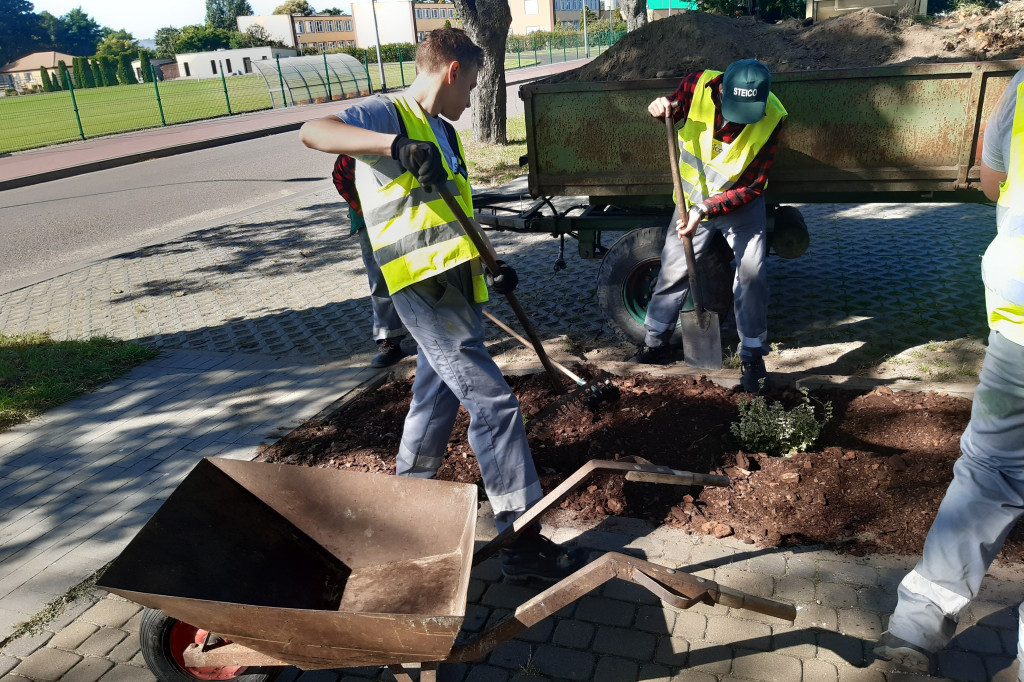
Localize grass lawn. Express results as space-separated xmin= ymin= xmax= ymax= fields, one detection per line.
xmin=0 ymin=333 xmax=159 ymax=433
xmin=460 ymin=113 xmax=528 ymax=188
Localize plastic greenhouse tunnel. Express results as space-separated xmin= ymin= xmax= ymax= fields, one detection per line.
xmin=253 ymin=53 xmax=371 ymax=108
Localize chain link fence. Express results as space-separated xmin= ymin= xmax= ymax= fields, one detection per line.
xmin=0 ymin=31 xmax=625 ymax=155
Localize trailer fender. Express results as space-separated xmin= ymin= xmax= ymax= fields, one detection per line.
xmin=596 ymin=225 xmax=734 ymax=347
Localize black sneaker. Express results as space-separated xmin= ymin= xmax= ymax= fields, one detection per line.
xmin=371 ymin=337 xmax=407 ymax=368
xmin=499 ymin=526 xmax=588 ymax=584
xmin=740 ymin=355 xmax=767 ymax=393
xmin=627 ymin=344 xmax=675 ymax=364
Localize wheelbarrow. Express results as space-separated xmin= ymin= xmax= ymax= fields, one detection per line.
xmin=98 ymin=457 xmax=797 ymax=682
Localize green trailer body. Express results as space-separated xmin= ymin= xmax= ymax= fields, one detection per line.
xmin=476 ymin=59 xmax=1024 ymax=346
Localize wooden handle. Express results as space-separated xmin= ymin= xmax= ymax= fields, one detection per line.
xmin=482 ymin=309 xmax=584 ymax=385
xmin=625 ymin=471 xmax=730 ymax=487
xmin=664 ymin=112 xmax=708 ymax=323
xmin=715 ymin=585 xmax=797 ymax=622
xmin=436 ymin=187 xmax=565 ymax=394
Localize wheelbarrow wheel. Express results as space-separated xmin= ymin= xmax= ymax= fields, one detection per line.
xmin=139 ymin=608 xmax=280 ymax=682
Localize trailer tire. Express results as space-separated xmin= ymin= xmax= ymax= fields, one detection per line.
xmin=139 ymin=608 xmax=281 ymax=682
xmin=596 ymin=225 xmax=735 ymax=347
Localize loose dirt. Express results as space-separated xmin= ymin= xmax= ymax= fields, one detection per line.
xmin=256 ymin=370 xmax=1024 ymax=562
xmin=542 ymin=2 xmax=1024 ymax=83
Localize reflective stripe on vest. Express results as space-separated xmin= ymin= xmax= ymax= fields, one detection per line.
xmin=986 ymin=79 xmax=1024 ymax=345
xmin=675 ymin=70 xmax=787 ymax=212
xmin=361 ymin=94 xmax=488 ymax=303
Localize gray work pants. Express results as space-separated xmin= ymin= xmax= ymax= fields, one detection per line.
xmin=389 ymin=274 xmax=543 ymax=533
xmin=887 ymin=330 xmax=1024 ymax=669
xmin=356 ymin=227 xmax=405 ymax=341
xmin=643 ymin=197 xmax=768 ymax=356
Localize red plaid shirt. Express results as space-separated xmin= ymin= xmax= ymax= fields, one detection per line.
xmin=331 ymin=154 xmax=361 ymax=215
xmin=667 ymin=71 xmax=782 ymax=218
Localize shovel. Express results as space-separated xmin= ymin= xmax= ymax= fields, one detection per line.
xmin=664 ymin=110 xmax=723 ymax=370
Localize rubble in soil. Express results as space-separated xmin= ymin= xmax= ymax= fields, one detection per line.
xmin=541 ymin=2 xmax=1024 ymax=83
xmin=256 ymin=370 xmax=1024 ymax=562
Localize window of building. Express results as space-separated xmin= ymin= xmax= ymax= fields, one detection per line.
xmin=325 ymin=20 xmax=333 ymax=31
xmin=211 ymin=60 xmax=217 ymax=74
xmin=307 ymin=20 xmax=314 ymax=31
xmin=345 ymin=20 xmax=352 ymax=30
xmin=243 ymin=57 xmax=252 ymax=73
xmin=315 ymin=20 xmax=324 ymax=31
xmin=417 ymin=31 xmax=425 ymax=41
xmin=416 ymin=8 xmax=422 ymax=17
xmin=525 ymin=0 xmax=538 ymax=13
xmin=295 ymin=21 xmax=303 ymax=33
xmin=225 ymin=58 xmax=232 ymax=72
xmin=432 ymin=8 xmax=439 ymax=16
xmin=184 ymin=62 xmax=191 ymax=76
xmin=526 ymin=25 xmax=540 ymax=32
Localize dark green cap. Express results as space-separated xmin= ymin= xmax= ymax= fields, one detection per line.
xmin=721 ymin=59 xmax=771 ymax=125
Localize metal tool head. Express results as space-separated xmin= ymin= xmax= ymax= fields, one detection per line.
xmin=679 ymin=309 xmax=723 ymax=370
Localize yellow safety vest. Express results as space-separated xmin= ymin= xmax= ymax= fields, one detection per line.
xmin=985 ymin=80 xmax=1024 ymax=345
xmin=359 ymin=94 xmax=488 ymax=302
xmin=676 ymin=70 xmax=787 ymax=212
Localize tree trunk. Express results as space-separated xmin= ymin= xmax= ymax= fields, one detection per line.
xmin=620 ymin=0 xmax=649 ymax=32
xmin=450 ymin=0 xmax=511 ymax=144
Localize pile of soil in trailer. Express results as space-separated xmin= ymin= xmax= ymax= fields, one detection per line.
xmin=256 ymin=371 xmax=1024 ymax=561
xmin=540 ymin=2 xmax=1024 ymax=83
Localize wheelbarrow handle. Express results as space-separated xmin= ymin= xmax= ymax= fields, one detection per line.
xmin=436 ymin=187 xmax=565 ymax=395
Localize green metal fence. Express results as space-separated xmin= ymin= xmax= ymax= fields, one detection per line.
xmin=0 ymin=31 xmax=624 ymax=155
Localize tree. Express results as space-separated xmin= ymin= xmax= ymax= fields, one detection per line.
xmin=321 ymin=6 xmax=342 ymax=13
xmin=90 ymin=58 xmax=103 ymax=87
xmin=235 ymin=24 xmax=284 ymax=48
xmin=95 ymin=28 xmax=139 ymax=57
xmin=79 ymin=55 xmax=95 ymax=87
xmin=57 ymin=59 xmax=71 ymax=88
xmin=0 ymin=0 xmax=47 ymax=66
xmin=153 ymin=26 xmax=181 ymax=58
xmin=39 ymin=66 xmax=53 ymax=91
xmin=206 ymin=0 xmax=254 ymax=31
xmin=272 ymin=0 xmax=315 ymax=15
xmin=139 ymin=51 xmax=153 ymax=82
xmin=116 ymin=52 xmax=137 ymax=84
xmin=618 ymin=0 xmax=647 ymax=31
xmin=448 ymin=1 xmax=510 ymax=144
xmin=175 ymin=24 xmax=233 ymax=52
xmin=52 ymin=7 xmax=103 ymax=56
xmin=99 ymin=54 xmax=117 ymax=86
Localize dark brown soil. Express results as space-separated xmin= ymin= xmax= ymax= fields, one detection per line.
xmin=540 ymin=2 xmax=1024 ymax=83
xmin=255 ymin=370 xmax=1024 ymax=561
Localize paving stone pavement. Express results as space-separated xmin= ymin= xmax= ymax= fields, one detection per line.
xmin=0 ymin=183 xmax=1017 ymax=681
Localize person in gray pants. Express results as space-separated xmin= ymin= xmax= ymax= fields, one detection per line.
xmin=874 ymin=67 xmax=1024 ymax=676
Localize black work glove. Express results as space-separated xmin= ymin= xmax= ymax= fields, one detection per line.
xmin=485 ymin=260 xmax=519 ymax=295
xmin=391 ymin=135 xmax=447 ymax=193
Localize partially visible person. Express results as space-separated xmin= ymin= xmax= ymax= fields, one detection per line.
xmin=331 ymin=153 xmax=411 ymax=368
xmin=630 ymin=59 xmax=787 ymax=393
xmin=874 ymin=67 xmax=1024 ymax=674
xmin=300 ymin=28 xmax=586 ymax=583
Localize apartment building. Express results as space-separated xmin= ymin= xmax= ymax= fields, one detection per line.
xmin=412 ymin=2 xmax=460 ymax=41
xmin=293 ymin=14 xmax=358 ymax=53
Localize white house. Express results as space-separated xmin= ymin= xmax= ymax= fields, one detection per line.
xmin=174 ymin=46 xmax=296 ymax=80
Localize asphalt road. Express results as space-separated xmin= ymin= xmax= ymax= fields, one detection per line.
xmin=0 ymin=131 xmax=331 ymax=295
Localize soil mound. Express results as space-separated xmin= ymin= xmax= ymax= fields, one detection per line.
xmin=543 ymin=1 xmax=1024 ymax=82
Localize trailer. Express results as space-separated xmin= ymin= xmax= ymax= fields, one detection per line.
xmin=475 ymin=59 xmax=1023 ymax=345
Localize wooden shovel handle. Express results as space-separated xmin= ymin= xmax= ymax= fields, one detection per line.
xmin=664 ymin=111 xmax=708 ymax=323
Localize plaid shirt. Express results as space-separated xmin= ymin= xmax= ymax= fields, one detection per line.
xmin=667 ymin=71 xmax=782 ymax=218
xmin=331 ymin=154 xmax=361 ymax=215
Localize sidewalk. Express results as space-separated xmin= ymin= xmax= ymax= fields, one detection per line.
xmin=0 ymin=59 xmax=592 ymax=192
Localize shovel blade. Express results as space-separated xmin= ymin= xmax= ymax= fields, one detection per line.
xmin=679 ymin=310 xmax=723 ymax=369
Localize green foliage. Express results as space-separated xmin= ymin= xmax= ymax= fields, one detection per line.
xmin=176 ymin=24 xmax=234 ymax=52
xmin=38 ymin=66 xmax=53 ymax=92
xmin=0 ymin=0 xmax=46 ymax=66
xmin=80 ymin=56 xmax=95 ymax=87
xmin=273 ymin=0 xmax=315 ymax=14
xmin=235 ymin=24 xmax=284 ymax=48
xmin=57 ymin=59 xmax=71 ymax=88
xmin=46 ymin=7 xmax=104 ymax=56
xmin=154 ymin=26 xmax=181 ymax=59
xmin=321 ymin=6 xmax=343 ymax=13
xmin=95 ymin=29 xmax=139 ymax=57
xmin=759 ymin=0 xmax=804 ymax=21
xmin=90 ymin=59 xmax=104 ymax=87
xmin=507 ymin=24 xmax=624 ymax=52
xmin=730 ymin=388 xmax=833 ymax=457
xmin=0 ymin=332 xmax=158 ymax=432
xmin=697 ymin=0 xmax=748 ymax=15
xmin=139 ymin=51 xmax=152 ymax=82
xmin=72 ymin=56 xmax=84 ymax=87
xmin=116 ymin=53 xmax=137 ymax=85
xmin=335 ymin=42 xmax=417 ymax=63
xmin=99 ymin=55 xmax=118 ymax=86
xmin=206 ymin=0 xmax=254 ymax=31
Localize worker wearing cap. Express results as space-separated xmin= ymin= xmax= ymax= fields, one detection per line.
xmin=300 ymin=28 xmax=585 ymax=584
xmin=630 ymin=59 xmax=787 ymax=393
xmin=874 ymin=67 xmax=1024 ymax=673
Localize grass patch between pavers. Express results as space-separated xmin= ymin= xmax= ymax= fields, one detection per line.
xmin=460 ymin=114 xmax=527 ymax=188
xmin=0 ymin=333 xmax=159 ymax=432
xmin=0 ymin=565 xmax=107 ymax=647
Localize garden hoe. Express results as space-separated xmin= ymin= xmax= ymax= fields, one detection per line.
xmin=664 ymin=109 xmax=723 ymax=370
xmin=436 ymin=187 xmax=619 ymax=417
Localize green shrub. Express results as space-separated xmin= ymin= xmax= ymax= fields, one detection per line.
xmin=730 ymin=388 xmax=832 ymax=457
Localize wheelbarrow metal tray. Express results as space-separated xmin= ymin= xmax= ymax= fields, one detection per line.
xmin=98 ymin=458 xmax=478 ymax=669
